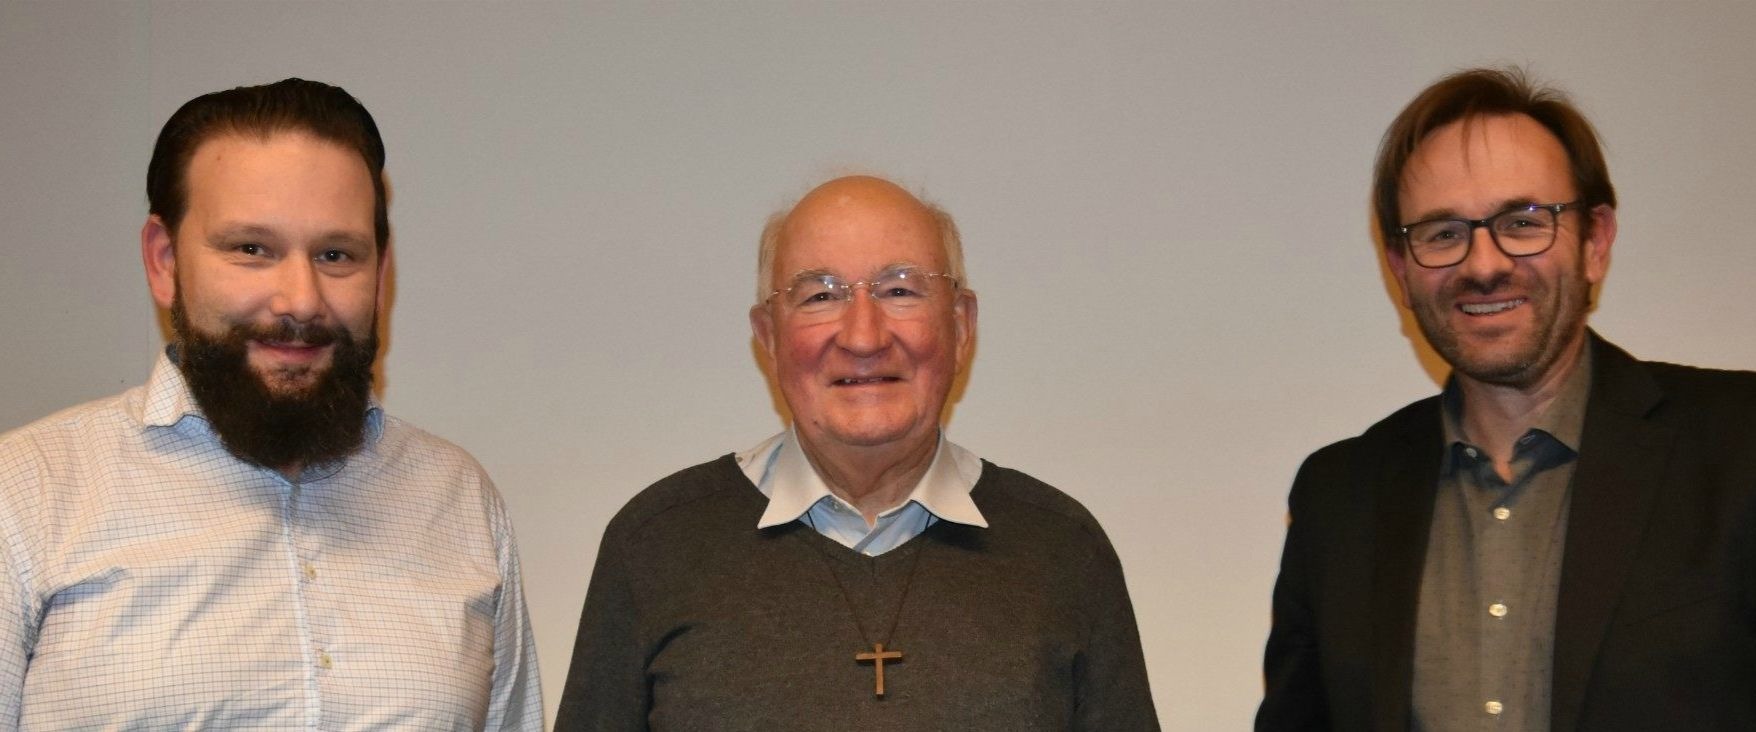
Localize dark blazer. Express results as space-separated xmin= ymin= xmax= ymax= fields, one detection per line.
xmin=1257 ymin=333 xmax=1756 ymax=731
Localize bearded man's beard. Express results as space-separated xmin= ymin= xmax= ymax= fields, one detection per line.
xmin=171 ymin=296 xmax=377 ymax=472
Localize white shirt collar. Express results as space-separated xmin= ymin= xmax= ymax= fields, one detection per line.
xmin=135 ymin=352 xmax=202 ymax=429
xmin=739 ymin=427 xmax=987 ymax=530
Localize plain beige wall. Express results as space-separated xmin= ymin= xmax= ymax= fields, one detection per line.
xmin=4 ymin=3 xmax=1755 ymax=728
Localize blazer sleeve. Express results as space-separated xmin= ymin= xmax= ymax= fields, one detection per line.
xmin=1256 ymin=450 xmax=1334 ymax=731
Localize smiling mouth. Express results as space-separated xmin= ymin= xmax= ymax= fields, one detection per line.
xmin=833 ymin=376 xmax=900 ymax=386
xmin=251 ymin=340 xmax=333 ymax=364
xmin=1459 ymin=298 xmax=1526 ymax=316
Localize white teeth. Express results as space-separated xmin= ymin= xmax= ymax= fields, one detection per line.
xmin=1460 ymin=299 xmax=1525 ymax=315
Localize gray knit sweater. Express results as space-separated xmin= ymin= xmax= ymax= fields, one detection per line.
xmin=555 ymin=455 xmax=1159 ymax=731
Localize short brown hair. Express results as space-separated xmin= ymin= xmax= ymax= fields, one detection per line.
xmin=146 ymin=78 xmax=389 ymax=252
xmin=1372 ymin=67 xmax=1616 ymax=249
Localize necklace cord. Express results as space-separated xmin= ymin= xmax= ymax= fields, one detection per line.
xmin=798 ymin=525 xmax=928 ymax=646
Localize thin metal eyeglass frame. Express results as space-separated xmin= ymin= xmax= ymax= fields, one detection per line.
xmin=1397 ymin=201 xmax=1578 ymax=268
xmin=763 ymin=269 xmax=960 ymax=311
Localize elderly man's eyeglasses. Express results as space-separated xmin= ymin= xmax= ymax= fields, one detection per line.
xmin=1398 ymin=202 xmax=1578 ymax=268
xmin=766 ymin=267 xmax=959 ymax=321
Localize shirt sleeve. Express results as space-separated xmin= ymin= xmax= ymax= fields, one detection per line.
xmin=482 ymin=482 xmax=544 ymax=731
xmin=554 ymin=526 xmax=649 ymax=731
xmin=0 ymin=534 xmax=32 ymax=728
xmin=1072 ymin=529 xmax=1161 ymax=731
xmin=0 ymin=443 xmax=44 ymax=727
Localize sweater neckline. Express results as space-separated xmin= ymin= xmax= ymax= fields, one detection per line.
xmin=710 ymin=452 xmax=967 ymax=568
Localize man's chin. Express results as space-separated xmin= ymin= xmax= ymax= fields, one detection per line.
xmin=1453 ymin=359 xmax=1537 ymax=387
xmin=1419 ymin=317 xmax=1527 ymax=381
xmin=812 ymin=416 xmax=933 ymax=452
xmin=253 ymin=366 xmax=330 ymax=399
xmin=1444 ymin=336 xmax=1551 ymax=386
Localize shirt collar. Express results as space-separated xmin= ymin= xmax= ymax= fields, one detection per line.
xmin=1441 ymin=342 xmax=1593 ymax=456
xmin=132 ymin=346 xmax=384 ymax=441
xmin=741 ymin=427 xmax=987 ymax=530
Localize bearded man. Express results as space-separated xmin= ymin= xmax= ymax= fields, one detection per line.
xmin=1257 ymin=68 xmax=1756 ymax=730
xmin=0 ymin=79 xmax=541 ymax=729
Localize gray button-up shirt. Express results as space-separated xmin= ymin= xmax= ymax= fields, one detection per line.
xmin=1412 ymin=348 xmax=1592 ymax=731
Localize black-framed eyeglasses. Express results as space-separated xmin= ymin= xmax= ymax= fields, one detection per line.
xmin=765 ymin=266 xmax=959 ymax=323
xmin=1398 ymin=201 xmax=1579 ymax=268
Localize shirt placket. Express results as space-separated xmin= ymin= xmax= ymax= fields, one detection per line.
xmin=1465 ymin=442 xmax=1529 ymax=727
xmin=281 ymin=476 xmax=329 ymax=729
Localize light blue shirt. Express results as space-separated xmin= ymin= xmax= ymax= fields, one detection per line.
xmin=0 ymin=355 xmax=542 ymax=730
xmin=737 ymin=429 xmax=987 ymax=556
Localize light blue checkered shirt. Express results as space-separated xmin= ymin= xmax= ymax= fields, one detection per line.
xmin=0 ymin=354 xmax=542 ymax=730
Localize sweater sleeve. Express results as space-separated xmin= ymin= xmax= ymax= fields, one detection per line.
xmin=1072 ymin=528 xmax=1161 ymax=731
xmin=554 ymin=528 xmax=649 ymax=731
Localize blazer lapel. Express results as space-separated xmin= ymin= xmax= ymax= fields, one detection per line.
xmin=1369 ymin=400 xmax=1444 ymax=730
xmin=1550 ymin=335 xmax=1674 ymax=732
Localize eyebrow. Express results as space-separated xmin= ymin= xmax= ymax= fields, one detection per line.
xmin=206 ymin=224 xmax=372 ymax=249
xmin=314 ymin=231 xmax=374 ymax=250
xmin=786 ymin=262 xmax=924 ymax=280
xmin=1407 ymin=198 xmax=1543 ymax=224
xmin=206 ymin=224 xmax=278 ymax=243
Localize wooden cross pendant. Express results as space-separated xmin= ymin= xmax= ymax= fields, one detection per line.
xmin=854 ymin=642 xmax=904 ymax=698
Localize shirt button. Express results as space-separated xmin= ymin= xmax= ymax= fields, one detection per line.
xmin=1493 ymin=507 xmax=1511 ymax=520
xmin=302 ymin=562 xmax=317 ymax=581
xmin=1488 ymin=603 xmax=1509 ymax=618
xmin=1485 ymin=700 xmax=1504 ymax=715
xmin=317 ymin=651 xmax=333 ymax=669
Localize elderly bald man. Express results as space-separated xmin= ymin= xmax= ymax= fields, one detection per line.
xmin=555 ymin=176 xmax=1158 ymax=730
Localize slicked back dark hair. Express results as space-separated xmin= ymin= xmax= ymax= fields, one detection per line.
xmin=147 ymin=78 xmax=389 ymax=252
xmin=1372 ymin=67 xmax=1616 ymax=250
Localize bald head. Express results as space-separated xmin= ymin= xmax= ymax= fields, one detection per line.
xmin=756 ymin=175 xmax=966 ymax=303
xmin=747 ymin=174 xmax=979 ymax=469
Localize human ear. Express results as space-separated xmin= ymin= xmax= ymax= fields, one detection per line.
xmin=1583 ymin=204 xmax=1616 ymax=284
xmin=141 ymin=215 xmax=177 ymax=309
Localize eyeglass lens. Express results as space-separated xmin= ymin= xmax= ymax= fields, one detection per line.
xmin=1406 ymin=206 xmax=1559 ymax=267
xmin=781 ymin=269 xmax=946 ymax=317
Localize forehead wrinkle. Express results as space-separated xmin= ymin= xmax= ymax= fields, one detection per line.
xmin=208 ymin=223 xmax=279 ymax=240
xmin=775 ymin=214 xmax=945 ymax=273
xmin=784 ymin=177 xmax=938 ymax=240
xmin=1402 ymin=114 xmax=1571 ymax=223
xmin=786 ymin=261 xmax=927 ymax=280
xmin=765 ymin=175 xmax=955 ymax=302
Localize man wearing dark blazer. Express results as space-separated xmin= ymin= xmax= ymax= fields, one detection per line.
xmin=1257 ymin=67 xmax=1756 ymax=731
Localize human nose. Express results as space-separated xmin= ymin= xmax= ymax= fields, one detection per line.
xmin=269 ymin=259 xmax=323 ymax=322
xmin=832 ymin=283 xmax=893 ymax=355
xmin=1455 ymin=224 xmax=1516 ymax=281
